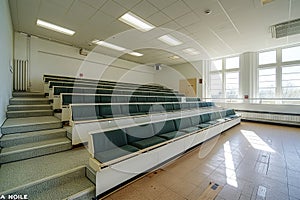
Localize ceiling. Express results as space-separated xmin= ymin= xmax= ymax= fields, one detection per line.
xmin=9 ymin=0 xmax=300 ymax=66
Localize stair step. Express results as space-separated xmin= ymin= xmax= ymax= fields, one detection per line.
xmin=1 ymin=116 xmax=62 ymax=134
xmin=0 ymin=128 xmax=67 ymax=148
xmin=0 ymin=138 xmax=72 ymax=164
xmin=7 ymin=104 xmax=52 ymax=111
xmin=6 ymin=110 xmax=54 ymax=118
xmin=13 ymin=92 xmax=45 ymax=98
xmin=1 ymin=166 xmax=95 ymax=199
xmin=86 ymin=166 xmax=96 ymax=185
xmin=9 ymin=98 xmax=49 ymax=105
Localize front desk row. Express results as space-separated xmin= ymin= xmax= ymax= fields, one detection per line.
xmin=88 ymin=109 xmax=240 ymax=198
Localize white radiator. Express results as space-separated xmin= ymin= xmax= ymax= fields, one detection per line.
xmin=13 ymin=59 xmax=29 ymax=91
xmin=236 ymin=111 xmax=300 ymax=126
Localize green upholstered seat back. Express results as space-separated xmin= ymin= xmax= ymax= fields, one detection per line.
xmin=126 ymin=124 xmax=155 ymax=144
xmin=92 ymin=129 xmax=128 ymax=153
xmin=153 ymin=120 xmax=177 ymax=135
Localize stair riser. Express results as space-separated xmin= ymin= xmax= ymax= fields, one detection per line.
xmin=64 ymin=187 xmax=96 ymax=200
xmin=2 ymin=167 xmax=85 ymax=195
xmin=7 ymin=111 xmax=54 ymax=118
xmin=86 ymin=167 xmax=96 ymax=185
xmin=1 ymin=122 xmax=62 ymax=135
xmin=0 ymin=131 xmax=66 ymax=148
xmin=9 ymin=100 xmax=49 ymax=105
xmin=0 ymin=142 xmax=72 ymax=164
xmin=8 ymin=106 xmax=52 ymax=111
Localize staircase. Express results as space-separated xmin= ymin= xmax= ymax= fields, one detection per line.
xmin=0 ymin=92 xmax=96 ymax=199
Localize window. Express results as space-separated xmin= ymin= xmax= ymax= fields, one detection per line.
xmin=225 ymin=72 xmax=239 ymax=98
xmin=259 ymin=50 xmax=276 ymax=65
xmin=225 ymin=57 xmax=239 ymax=69
xmin=282 ymin=46 xmax=300 ymax=62
xmin=209 ymin=73 xmax=223 ymax=98
xmin=258 ymin=68 xmax=276 ymax=98
xmin=208 ymin=56 xmax=240 ymax=101
xmin=211 ymin=59 xmax=222 ymax=71
xmin=282 ymin=65 xmax=300 ymax=98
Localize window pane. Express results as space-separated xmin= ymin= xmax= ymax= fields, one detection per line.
xmin=258 ymin=68 xmax=276 ymax=98
xmin=282 ymin=46 xmax=300 ymax=62
xmin=259 ymin=50 xmax=276 ymax=65
xmin=209 ymin=73 xmax=222 ymax=98
xmin=225 ymin=71 xmax=239 ymax=98
xmin=225 ymin=57 xmax=239 ymax=69
xmin=211 ymin=59 xmax=222 ymax=71
xmin=282 ymin=65 xmax=300 ymax=98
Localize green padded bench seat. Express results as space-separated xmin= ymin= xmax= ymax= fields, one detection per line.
xmin=94 ymin=145 xmax=139 ymax=163
xmin=153 ymin=120 xmax=187 ymax=140
xmin=130 ymin=136 xmax=167 ymax=149
xmin=159 ymin=131 xmax=187 ymax=140
xmin=126 ymin=124 xmax=167 ymax=149
xmin=226 ymin=109 xmax=239 ymax=118
xmin=92 ymin=129 xmax=139 ymax=163
xmin=175 ymin=118 xmax=200 ymax=133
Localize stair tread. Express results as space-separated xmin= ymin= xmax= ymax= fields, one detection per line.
xmin=13 ymin=92 xmax=44 ymax=94
xmin=8 ymin=104 xmax=51 ymax=108
xmin=7 ymin=110 xmax=53 ymax=113
xmin=10 ymin=98 xmax=49 ymax=101
xmin=1 ymin=116 xmax=60 ymax=128
xmin=31 ymin=177 xmax=95 ymax=200
xmin=1 ymin=128 xmax=66 ymax=141
xmin=0 ymin=147 xmax=90 ymax=192
xmin=1 ymin=138 xmax=71 ymax=154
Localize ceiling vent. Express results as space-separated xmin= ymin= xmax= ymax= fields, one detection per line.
xmin=270 ymin=18 xmax=300 ymax=38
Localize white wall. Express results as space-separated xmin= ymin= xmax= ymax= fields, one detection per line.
xmin=14 ymin=33 xmax=154 ymax=92
xmin=0 ymin=0 xmax=13 ymax=133
xmin=154 ymin=61 xmax=203 ymax=98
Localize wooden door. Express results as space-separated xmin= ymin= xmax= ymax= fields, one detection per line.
xmin=179 ymin=78 xmax=197 ymax=97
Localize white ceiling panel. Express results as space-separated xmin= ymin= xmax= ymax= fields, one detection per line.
xmin=8 ymin=0 xmax=300 ymax=65
xmin=175 ymin=12 xmax=202 ymax=27
xmin=100 ymin=0 xmax=127 ymax=19
xmin=162 ymin=0 xmax=191 ymax=19
xmin=146 ymin=0 xmax=179 ymax=10
xmin=146 ymin=11 xmax=171 ymax=26
xmin=113 ymin=0 xmax=142 ymax=10
xmin=79 ymin=0 xmax=107 ymax=9
xmin=66 ymin=0 xmax=97 ymax=25
xmin=131 ymin=0 xmax=159 ymax=19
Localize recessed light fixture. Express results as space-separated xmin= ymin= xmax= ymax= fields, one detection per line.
xmin=92 ymin=40 xmax=126 ymax=51
xmin=128 ymin=52 xmax=143 ymax=57
xmin=36 ymin=19 xmax=75 ymax=36
xmin=169 ymin=55 xmax=180 ymax=59
xmin=183 ymin=48 xmax=200 ymax=55
xmin=119 ymin=12 xmax=155 ymax=32
xmin=158 ymin=34 xmax=182 ymax=46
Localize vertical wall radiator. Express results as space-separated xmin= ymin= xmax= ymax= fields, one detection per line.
xmin=13 ymin=59 xmax=29 ymax=91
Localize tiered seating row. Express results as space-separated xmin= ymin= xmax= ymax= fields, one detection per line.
xmin=91 ymin=109 xmax=237 ymax=163
xmin=43 ymin=74 xmax=166 ymax=90
xmin=89 ymin=109 xmax=240 ymax=197
xmin=62 ymin=94 xmax=200 ymax=106
xmin=48 ymin=81 xmax=174 ymax=93
xmin=70 ymin=102 xmax=215 ymax=122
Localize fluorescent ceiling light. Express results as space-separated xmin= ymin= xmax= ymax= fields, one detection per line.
xmin=119 ymin=12 xmax=155 ymax=32
xmin=158 ymin=35 xmax=182 ymax=46
xmin=169 ymin=55 xmax=180 ymax=59
xmin=128 ymin=52 xmax=143 ymax=57
xmin=36 ymin=19 xmax=75 ymax=36
xmin=183 ymin=48 xmax=200 ymax=55
xmin=92 ymin=40 xmax=126 ymax=51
